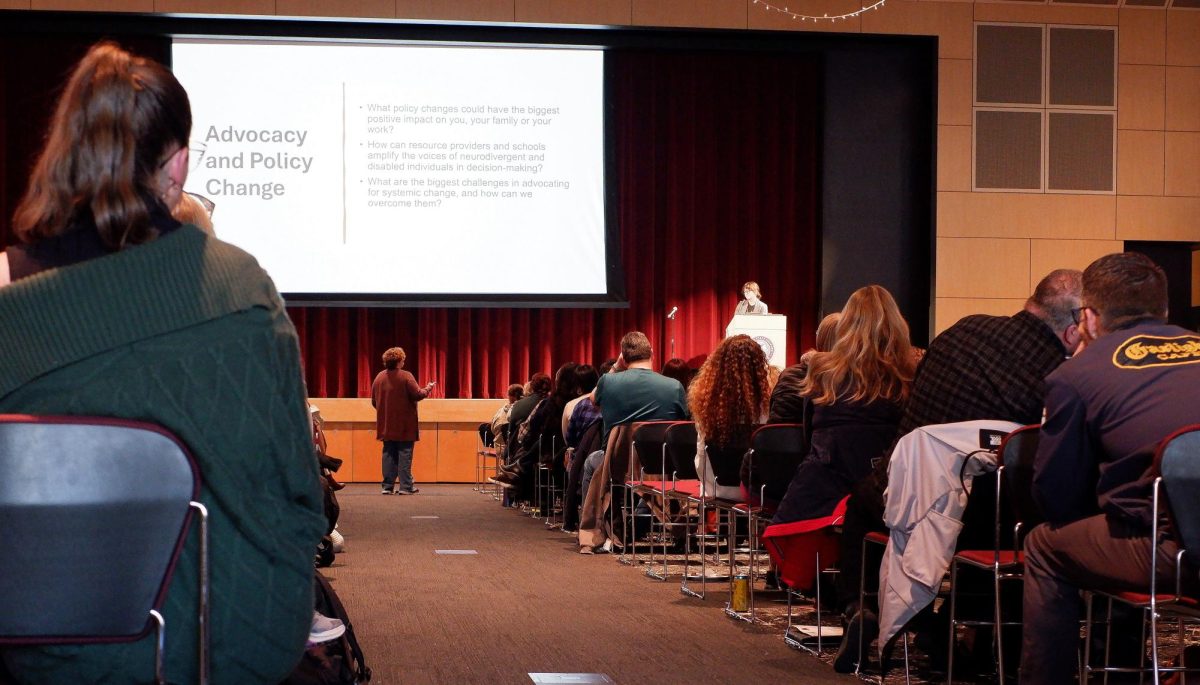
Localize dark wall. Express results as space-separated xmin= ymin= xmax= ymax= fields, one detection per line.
xmin=821 ymin=42 xmax=936 ymax=345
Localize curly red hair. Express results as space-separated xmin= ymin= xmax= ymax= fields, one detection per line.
xmin=688 ymin=335 xmax=769 ymax=447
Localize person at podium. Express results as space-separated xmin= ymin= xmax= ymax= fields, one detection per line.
xmin=734 ymin=280 xmax=769 ymax=315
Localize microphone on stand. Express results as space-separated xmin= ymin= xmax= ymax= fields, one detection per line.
xmin=667 ymin=306 xmax=679 ymax=320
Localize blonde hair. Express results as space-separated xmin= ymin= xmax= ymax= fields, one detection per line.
xmin=688 ymin=335 xmax=769 ymax=447
xmin=802 ymin=285 xmax=915 ymax=406
xmin=742 ymin=281 xmax=761 ymax=297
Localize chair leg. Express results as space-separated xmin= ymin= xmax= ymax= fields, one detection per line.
xmin=994 ymin=565 xmax=1006 ymax=685
xmin=150 ymin=609 xmax=166 ymax=685
xmin=947 ymin=560 xmax=959 ymax=685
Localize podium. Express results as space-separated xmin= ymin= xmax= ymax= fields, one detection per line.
xmin=726 ymin=314 xmax=787 ymax=367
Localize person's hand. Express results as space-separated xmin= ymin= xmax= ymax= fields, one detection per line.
xmin=424 ymin=380 xmax=436 ymax=393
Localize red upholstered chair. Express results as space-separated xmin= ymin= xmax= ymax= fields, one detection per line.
xmin=0 ymin=415 xmax=210 ymax=685
xmin=762 ymin=495 xmax=849 ymax=653
xmin=1081 ymin=424 xmax=1200 ymax=685
xmin=945 ymin=424 xmax=1040 ymax=684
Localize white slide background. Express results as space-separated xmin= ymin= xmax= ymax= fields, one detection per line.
xmin=172 ymin=40 xmax=607 ymax=296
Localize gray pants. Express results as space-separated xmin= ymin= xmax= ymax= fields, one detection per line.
xmin=1019 ymin=513 xmax=1183 ymax=684
xmin=382 ymin=440 xmax=415 ymax=493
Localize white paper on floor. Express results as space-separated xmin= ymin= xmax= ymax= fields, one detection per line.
xmin=528 ymin=675 xmax=615 ymax=684
xmin=434 ymin=549 xmax=478 ymax=555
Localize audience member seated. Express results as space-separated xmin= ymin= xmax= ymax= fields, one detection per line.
xmin=562 ymin=364 xmax=601 ymax=446
xmin=578 ymin=332 xmax=689 ymax=551
xmin=0 ymin=42 xmax=325 ymax=684
xmin=489 ymin=383 xmax=524 ymax=459
xmin=500 ymin=372 xmax=550 ymax=463
xmin=1021 ymin=253 xmax=1200 ymax=684
xmin=661 ymin=357 xmax=697 ymax=391
xmin=830 ymin=269 xmax=1082 ymax=673
xmin=769 ymin=312 xmax=841 ymax=423
xmin=689 ymin=334 xmax=771 ymax=501
xmin=764 ymin=286 xmax=914 ymax=592
xmin=492 ymin=362 xmax=580 ymax=493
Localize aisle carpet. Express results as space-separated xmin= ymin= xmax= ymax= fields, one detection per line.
xmin=321 ymin=484 xmax=857 ymax=684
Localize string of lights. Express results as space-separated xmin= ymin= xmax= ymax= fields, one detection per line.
xmin=751 ymin=0 xmax=887 ymax=23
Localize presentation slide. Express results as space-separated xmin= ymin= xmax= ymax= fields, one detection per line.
xmin=171 ymin=40 xmax=607 ymax=297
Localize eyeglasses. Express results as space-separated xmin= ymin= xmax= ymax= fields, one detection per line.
xmin=158 ymin=141 xmax=207 ymax=172
xmin=1071 ymin=306 xmax=1092 ymax=325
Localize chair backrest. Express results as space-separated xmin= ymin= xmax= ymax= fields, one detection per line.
xmin=1157 ymin=424 xmax=1200 ymax=567
xmin=705 ymin=428 xmax=757 ymax=488
xmin=631 ymin=420 xmax=677 ymax=477
xmin=477 ymin=422 xmax=494 ymax=448
xmin=744 ymin=423 xmax=806 ymax=502
xmin=0 ymin=415 xmax=199 ymax=642
xmin=664 ymin=421 xmax=698 ymax=480
xmin=999 ymin=424 xmax=1043 ymax=535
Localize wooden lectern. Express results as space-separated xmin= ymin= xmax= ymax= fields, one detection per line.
xmin=726 ymin=314 xmax=787 ymax=367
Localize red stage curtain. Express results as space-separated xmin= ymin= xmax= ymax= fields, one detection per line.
xmin=290 ymin=50 xmax=821 ymax=398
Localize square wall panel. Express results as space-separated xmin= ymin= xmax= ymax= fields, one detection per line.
xmin=977 ymin=24 xmax=1044 ymax=104
xmin=1048 ymin=111 xmax=1115 ymax=191
xmin=976 ymin=109 xmax=1043 ymax=190
xmin=1049 ymin=26 xmax=1117 ymax=107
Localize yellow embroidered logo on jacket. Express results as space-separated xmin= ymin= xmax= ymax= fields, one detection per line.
xmin=1113 ymin=335 xmax=1200 ymax=369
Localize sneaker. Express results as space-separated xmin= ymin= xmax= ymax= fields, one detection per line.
xmin=395 ymin=488 xmax=418 ymax=495
xmin=308 ymin=611 xmax=345 ymax=645
xmin=329 ymin=528 xmax=345 ymax=553
xmin=380 ymin=488 xmax=393 ymax=495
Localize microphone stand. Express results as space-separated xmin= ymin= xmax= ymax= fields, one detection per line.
xmin=667 ymin=307 xmax=678 ymax=359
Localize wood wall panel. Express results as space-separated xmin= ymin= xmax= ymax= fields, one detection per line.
xmin=1116 ymin=195 xmax=1200 ymax=240
xmin=1164 ymin=132 xmax=1200 ymax=196
xmin=436 ymin=426 xmax=479 ymax=482
xmin=934 ymin=297 xmax=1027 ymax=334
xmin=154 ymin=0 xmax=271 ymax=12
xmin=1029 ymin=238 xmax=1123 ymax=291
xmin=394 ymin=0 xmax=515 ymax=21
xmin=412 ymin=433 xmax=438 ymax=483
xmin=1119 ymin=8 xmax=1166 ymax=65
xmin=276 ymin=0 xmax=394 ymax=18
xmin=1165 ymin=66 xmax=1200 ymax=131
xmin=935 ymin=237 xmax=1031 ymax=298
xmin=516 ymin=0 xmax=632 ymax=25
xmin=0 ymin=0 xmax=31 ymax=7
xmin=937 ymin=192 xmax=1117 ymax=239
xmin=971 ymin=3 xmax=1117 ymax=25
xmin=1117 ymin=129 xmax=1165 ymax=195
xmin=1117 ymin=65 xmax=1166 ymax=130
xmin=633 ymin=0 xmax=746 ymax=28
xmin=32 ymin=0 xmax=150 ymax=9
xmin=746 ymin=0 xmax=863 ymax=32
xmin=939 ymin=58 xmax=973 ymax=125
xmin=860 ymin=0 xmax=973 ymax=58
xmin=351 ymin=429 xmax=383 ymax=483
xmin=1167 ymin=10 xmax=1200 ymax=67
xmin=938 ymin=124 xmax=972 ymax=191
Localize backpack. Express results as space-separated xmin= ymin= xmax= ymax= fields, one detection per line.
xmin=283 ymin=573 xmax=371 ymax=684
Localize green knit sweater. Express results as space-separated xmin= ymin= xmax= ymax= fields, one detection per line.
xmin=0 ymin=226 xmax=326 ymax=684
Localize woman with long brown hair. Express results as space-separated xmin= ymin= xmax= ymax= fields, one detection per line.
xmin=0 ymin=42 xmax=324 ymax=683
xmin=690 ymin=334 xmax=771 ymax=500
xmin=764 ymin=285 xmax=916 ymax=589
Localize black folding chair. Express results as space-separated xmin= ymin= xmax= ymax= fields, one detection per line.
xmin=625 ymin=420 xmax=680 ymax=571
xmin=0 ymin=415 xmax=210 ymax=685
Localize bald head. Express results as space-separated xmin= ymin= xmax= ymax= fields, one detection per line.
xmin=1025 ymin=268 xmax=1083 ymax=337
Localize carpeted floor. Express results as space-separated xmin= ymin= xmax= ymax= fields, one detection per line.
xmin=321 ymin=483 xmax=858 ymax=685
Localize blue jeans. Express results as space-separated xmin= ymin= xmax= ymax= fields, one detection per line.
xmin=381 ymin=440 xmax=415 ymax=492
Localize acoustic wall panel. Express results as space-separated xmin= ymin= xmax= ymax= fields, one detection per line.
xmin=976 ymin=109 xmax=1043 ymax=189
xmin=977 ymin=24 xmax=1044 ymax=104
xmin=1049 ymin=27 xmax=1117 ymax=106
xmin=1048 ymin=111 xmax=1115 ymax=191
